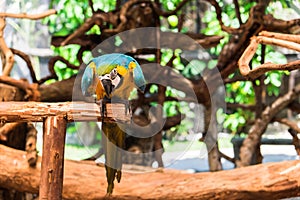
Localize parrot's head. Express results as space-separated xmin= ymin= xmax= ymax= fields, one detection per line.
xmin=81 ymin=53 xmax=146 ymax=100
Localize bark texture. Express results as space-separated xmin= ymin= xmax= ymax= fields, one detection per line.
xmin=238 ymin=83 xmax=300 ymax=167
xmin=1 ymin=145 xmax=300 ymax=200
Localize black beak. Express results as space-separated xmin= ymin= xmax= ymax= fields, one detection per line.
xmin=101 ymin=79 xmax=113 ymax=98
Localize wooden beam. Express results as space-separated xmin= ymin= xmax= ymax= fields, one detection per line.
xmin=39 ymin=115 xmax=67 ymax=200
xmin=0 ymin=101 xmax=130 ymax=123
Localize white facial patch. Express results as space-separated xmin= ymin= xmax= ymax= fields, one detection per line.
xmin=112 ymin=74 xmax=121 ymax=88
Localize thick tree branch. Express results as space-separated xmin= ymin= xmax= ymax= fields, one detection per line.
xmin=263 ymin=15 xmax=300 ymax=33
xmin=0 ymin=76 xmax=40 ymax=101
xmin=238 ymin=83 xmax=300 ymax=167
xmin=1 ymin=144 xmax=300 ymax=199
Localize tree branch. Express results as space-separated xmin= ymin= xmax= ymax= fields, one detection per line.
xmin=227 ymin=103 xmax=256 ymax=111
xmin=288 ymin=128 xmax=300 ymax=156
xmin=204 ymin=0 xmax=242 ymax=34
xmin=238 ymin=32 xmax=300 ymax=80
xmin=233 ymin=0 xmax=242 ymax=26
xmin=0 ymin=18 xmax=14 ymax=76
xmin=10 ymin=48 xmax=37 ymax=83
xmin=0 ymin=9 xmax=56 ymax=20
xmin=272 ymin=121 xmax=300 ymax=156
xmin=152 ymin=0 xmax=191 ymax=17
xmin=273 ymin=118 xmax=300 ymax=134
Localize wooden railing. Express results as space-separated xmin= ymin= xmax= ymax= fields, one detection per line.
xmin=0 ymin=101 xmax=130 ymax=200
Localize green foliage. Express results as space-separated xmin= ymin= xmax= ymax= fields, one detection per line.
xmin=160 ymin=0 xmax=182 ymax=11
xmin=46 ymin=0 xmax=89 ymax=35
xmin=201 ymin=1 xmax=290 ymax=134
xmin=47 ymin=0 xmax=116 ymax=35
xmin=221 ymin=108 xmax=253 ymax=134
xmin=45 ymin=0 xmax=116 ymax=83
xmin=47 ymin=0 xmax=291 ymax=138
xmin=225 ymin=81 xmax=255 ymax=104
xmin=47 ymin=45 xmax=79 ymax=82
xmin=223 ymin=44 xmax=287 ymax=133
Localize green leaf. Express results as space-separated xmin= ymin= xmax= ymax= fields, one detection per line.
xmin=168 ymin=15 xmax=178 ymax=27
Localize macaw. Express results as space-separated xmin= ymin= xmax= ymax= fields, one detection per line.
xmin=81 ymin=53 xmax=146 ymax=195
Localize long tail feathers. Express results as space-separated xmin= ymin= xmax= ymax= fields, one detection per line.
xmin=102 ymin=122 xmax=125 ymax=195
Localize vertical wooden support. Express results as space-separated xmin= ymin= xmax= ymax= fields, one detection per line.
xmin=39 ymin=115 xmax=67 ymax=200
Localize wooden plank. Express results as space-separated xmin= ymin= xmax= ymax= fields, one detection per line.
xmin=0 ymin=101 xmax=131 ymax=123
xmin=39 ymin=116 xmax=67 ymax=200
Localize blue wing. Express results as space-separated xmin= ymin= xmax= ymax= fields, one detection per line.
xmin=81 ymin=62 xmax=94 ymax=96
xmin=133 ymin=64 xmax=146 ymax=92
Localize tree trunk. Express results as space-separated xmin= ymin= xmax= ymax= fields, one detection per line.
xmin=203 ymin=104 xmax=222 ymax=171
xmin=1 ymin=144 xmax=300 ymax=200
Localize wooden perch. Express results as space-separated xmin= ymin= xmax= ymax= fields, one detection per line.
xmin=0 ymin=101 xmax=130 ymax=123
xmin=1 ymin=144 xmax=300 ymax=199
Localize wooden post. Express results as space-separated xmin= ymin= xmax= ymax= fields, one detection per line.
xmin=39 ymin=115 xmax=67 ymax=200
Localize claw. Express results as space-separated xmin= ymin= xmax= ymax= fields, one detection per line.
xmin=106 ymin=183 xmax=114 ymax=195
xmin=100 ymin=98 xmax=111 ymax=120
xmin=105 ymin=191 xmax=112 ymax=198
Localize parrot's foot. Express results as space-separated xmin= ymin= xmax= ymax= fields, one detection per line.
xmin=104 ymin=192 xmax=112 ymax=199
xmin=101 ymin=102 xmax=107 ymax=118
xmin=100 ymin=98 xmax=111 ymax=118
xmin=106 ymin=183 xmax=114 ymax=195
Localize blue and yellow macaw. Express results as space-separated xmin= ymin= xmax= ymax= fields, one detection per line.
xmin=81 ymin=53 xmax=146 ymax=195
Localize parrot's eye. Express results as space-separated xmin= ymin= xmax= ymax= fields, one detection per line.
xmin=110 ymin=69 xmax=118 ymax=79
